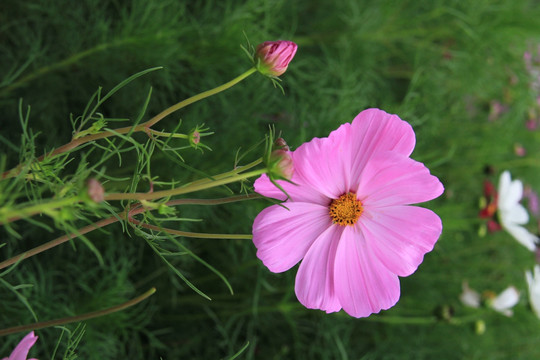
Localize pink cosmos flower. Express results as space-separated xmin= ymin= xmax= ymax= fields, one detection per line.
xmin=252 ymin=108 xmax=444 ymax=317
xmin=255 ymin=40 xmax=298 ymax=76
xmin=2 ymin=332 xmax=38 ymax=360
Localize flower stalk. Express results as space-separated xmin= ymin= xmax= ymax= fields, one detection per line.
xmin=104 ymin=166 xmax=266 ymax=201
xmin=1 ymin=67 xmax=258 ymax=180
xmin=0 ymin=194 xmax=260 ymax=271
xmin=1 ymin=196 xmax=81 ymax=225
xmin=129 ymin=218 xmax=252 ymax=240
xmin=0 ymin=288 xmax=156 ymax=337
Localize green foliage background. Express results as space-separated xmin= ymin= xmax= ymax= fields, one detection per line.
xmin=2 ymin=0 xmax=540 ymax=358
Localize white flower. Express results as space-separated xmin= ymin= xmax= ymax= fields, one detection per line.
xmin=489 ymin=286 xmax=520 ymax=317
xmin=460 ymin=282 xmax=481 ymax=308
xmin=460 ymin=282 xmax=519 ymax=317
xmin=525 ymin=265 xmax=540 ymax=319
xmin=497 ymin=171 xmax=538 ymax=251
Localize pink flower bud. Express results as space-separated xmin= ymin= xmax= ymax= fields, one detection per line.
xmin=270 ymin=149 xmax=294 ymax=180
xmin=87 ymin=178 xmax=105 ymax=203
xmin=255 ymin=40 xmax=298 ymax=76
xmin=191 ymin=131 xmax=200 ymax=145
xmin=274 ymin=137 xmax=290 ymax=151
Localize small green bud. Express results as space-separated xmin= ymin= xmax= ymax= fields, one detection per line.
xmin=268 ymin=149 xmax=294 ymax=181
xmin=475 ymin=320 xmax=486 ymax=335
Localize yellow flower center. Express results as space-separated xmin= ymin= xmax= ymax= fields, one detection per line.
xmin=329 ymin=192 xmax=363 ymax=226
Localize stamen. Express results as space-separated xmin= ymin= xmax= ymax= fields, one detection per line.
xmin=329 ymin=192 xmax=363 ymax=226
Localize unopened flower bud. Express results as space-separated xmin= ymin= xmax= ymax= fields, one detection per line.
xmin=475 ymin=320 xmax=486 ymax=335
xmin=87 ymin=178 xmax=105 ymax=202
xmin=190 ymin=130 xmax=201 ymax=146
xmin=269 ymin=149 xmax=294 ymax=180
xmin=434 ymin=304 xmax=454 ymax=321
xmin=255 ymin=40 xmax=298 ymax=77
xmin=274 ymin=137 xmax=289 ymax=151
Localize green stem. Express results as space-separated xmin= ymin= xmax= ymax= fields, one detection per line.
xmin=0 ymin=194 xmax=261 ymax=270
xmin=360 ymin=315 xmax=438 ymax=324
xmin=104 ymin=169 xmax=266 ymax=201
xmin=144 ymin=67 xmax=257 ymax=128
xmin=129 ymin=218 xmax=252 ymax=239
xmin=1 ymin=68 xmax=257 ymax=180
xmin=147 ymin=128 xmax=189 ymax=139
xmin=497 ymin=158 xmax=540 ymax=169
xmin=218 ymin=158 xmax=264 ymax=178
xmin=0 ymin=35 xmax=166 ymax=97
xmin=0 ymin=288 xmax=156 ymax=337
xmin=1 ymin=196 xmax=80 ymax=225
xmin=166 ymin=193 xmax=261 ymax=207
xmin=0 ymin=216 xmax=120 ymax=270
xmin=0 ymin=44 xmax=112 ymax=97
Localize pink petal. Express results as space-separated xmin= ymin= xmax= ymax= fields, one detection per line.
xmin=290 ymin=126 xmax=353 ymax=199
xmin=6 ymin=332 xmax=38 ymax=360
xmin=254 ymin=173 xmax=329 ymax=205
xmin=359 ymin=206 xmax=442 ymax=276
xmin=295 ymin=225 xmax=343 ymax=313
xmin=348 ymin=109 xmax=416 ymax=189
xmin=252 ymin=202 xmax=332 ymax=273
xmin=334 ymin=226 xmax=401 ymax=317
xmin=357 ymin=152 xmax=444 ymax=207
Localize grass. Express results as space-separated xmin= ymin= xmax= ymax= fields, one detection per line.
xmin=2 ymin=0 xmax=540 ymax=358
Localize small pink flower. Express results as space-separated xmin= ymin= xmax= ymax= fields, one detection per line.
xmin=2 ymin=331 xmax=39 ymax=360
xmin=514 ymin=143 xmax=526 ymax=157
xmin=87 ymin=178 xmax=105 ymax=203
xmin=252 ymin=108 xmax=444 ymax=317
xmin=255 ymin=40 xmax=298 ymax=76
xmin=527 ymin=117 xmax=539 ymax=130
xmin=488 ymin=100 xmax=507 ymax=122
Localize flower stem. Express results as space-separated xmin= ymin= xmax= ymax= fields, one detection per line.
xmin=360 ymin=315 xmax=439 ymax=324
xmin=0 ymin=194 xmax=261 ymax=270
xmin=1 ymin=196 xmax=80 ymax=225
xmin=104 ymin=168 xmax=266 ymax=201
xmin=0 ymin=216 xmax=120 ymax=270
xmin=0 ymin=288 xmax=156 ymax=337
xmin=165 ymin=193 xmax=261 ymax=207
xmin=1 ymin=67 xmax=258 ymax=180
xmin=147 ymin=128 xmax=189 ymax=139
xmin=144 ymin=67 xmax=257 ymax=128
xmin=129 ymin=218 xmax=253 ymax=239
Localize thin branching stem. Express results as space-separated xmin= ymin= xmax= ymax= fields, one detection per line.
xmin=104 ymin=169 xmax=266 ymax=201
xmin=0 ymin=288 xmax=156 ymax=337
xmin=1 ymin=196 xmax=81 ymax=225
xmin=2 ymin=158 xmax=262 ymax=226
xmin=1 ymin=67 xmax=257 ymax=180
xmin=0 ymin=194 xmax=261 ymax=270
xmin=129 ymin=218 xmax=253 ymax=240
xmin=0 ymin=216 xmax=120 ymax=270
